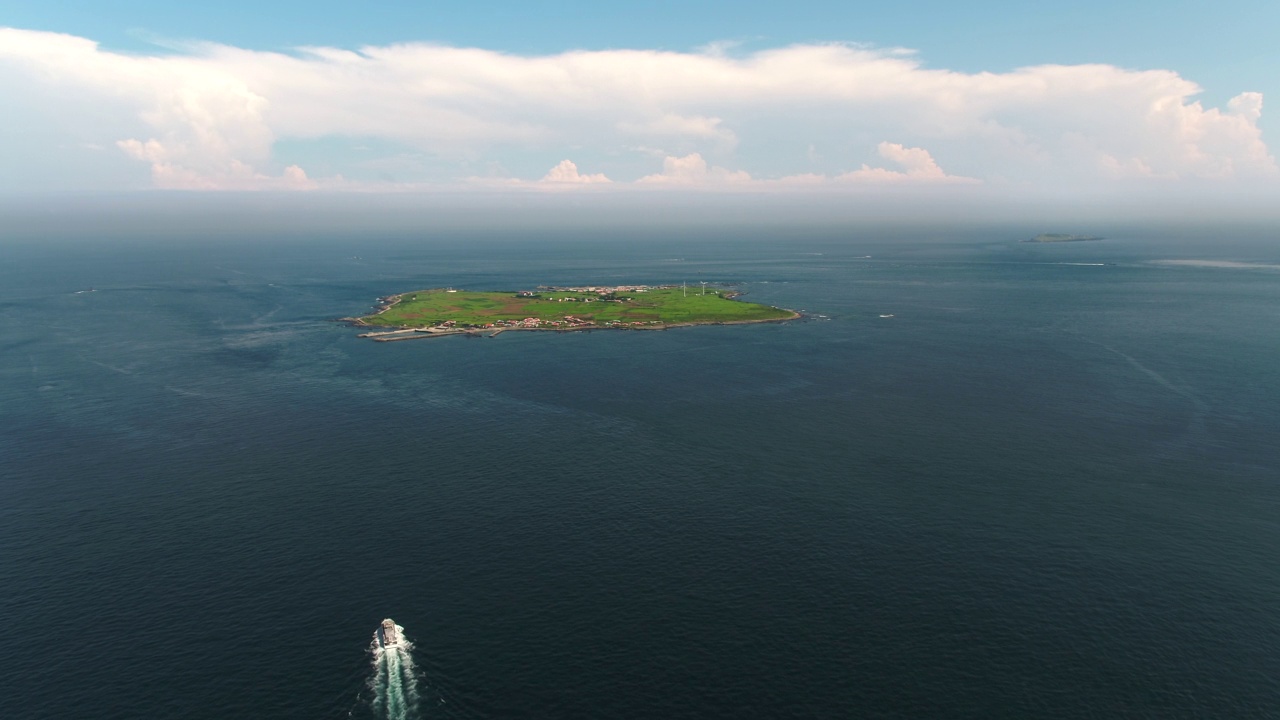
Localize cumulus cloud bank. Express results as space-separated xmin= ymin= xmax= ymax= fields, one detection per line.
xmin=637 ymin=153 xmax=753 ymax=186
xmin=837 ymin=142 xmax=977 ymax=184
xmin=0 ymin=27 xmax=1274 ymax=191
xmin=541 ymin=159 xmax=611 ymax=184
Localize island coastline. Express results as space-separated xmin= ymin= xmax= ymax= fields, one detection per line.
xmin=1023 ymin=233 xmax=1104 ymax=243
xmin=342 ymin=284 xmax=801 ymax=341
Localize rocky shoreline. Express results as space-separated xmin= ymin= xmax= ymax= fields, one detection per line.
xmin=341 ymin=310 xmax=802 ymax=341
xmin=339 ymin=285 xmax=800 ymax=341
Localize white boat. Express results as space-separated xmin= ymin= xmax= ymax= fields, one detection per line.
xmin=378 ymin=619 xmax=400 ymax=648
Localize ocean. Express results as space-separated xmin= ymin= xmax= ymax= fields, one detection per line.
xmin=2 ymin=227 xmax=1278 ymax=718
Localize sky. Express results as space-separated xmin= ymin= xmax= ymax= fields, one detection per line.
xmin=2 ymin=0 xmax=1278 ymax=211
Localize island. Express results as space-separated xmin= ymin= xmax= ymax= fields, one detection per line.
xmin=1023 ymin=233 xmax=1104 ymax=243
xmin=343 ymin=284 xmax=801 ymax=341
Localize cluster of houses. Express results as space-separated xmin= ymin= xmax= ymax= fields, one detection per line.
xmin=485 ymin=315 xmax=657 ymax=329
xmin=518 ymin=286 xmax=659 ymax=304
xmin=518 ymin=293 xmax=607 ymax=303
xmin=453 ymin=316 xmax=595 ymax=330
xmin=430 ymin=315 xmax=660 ymax=331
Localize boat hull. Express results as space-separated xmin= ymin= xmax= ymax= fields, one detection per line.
xmin=378 ymin=619 xmax=400 ymax=648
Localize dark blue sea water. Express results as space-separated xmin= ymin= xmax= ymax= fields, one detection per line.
xmin=2 ymin=228 xmax=1279 ymax=719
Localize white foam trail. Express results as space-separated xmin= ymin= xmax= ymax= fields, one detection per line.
xmin=369 ymin=624 xmax=420 ymax=720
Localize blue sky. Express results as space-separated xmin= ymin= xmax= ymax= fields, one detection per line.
xmin=2 ymin=0 xmax=1277 ymax=196
xmin=9 ymin=0 xmax=1275 ymax=103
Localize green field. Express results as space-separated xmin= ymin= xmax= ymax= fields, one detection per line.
xmin=1025 ymin=233 xmax=1104 ymax=243
xmin=359 ymin=287 xmax=795 ymax=328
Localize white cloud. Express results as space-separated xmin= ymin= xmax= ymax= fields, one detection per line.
xmin=0 ymin=27 xmax=1275 ymax=190
xmin=636 ymin=153 xmax=752 ymax=185
xmin=461 ymin=159 xmax=610 ymax=188
xmin=540 ymin=159 xmax=611 ymax=184
xmin=836 ymin=142 xmax=977 ymax=184
xmin=617 ymin=114 xmax=738 ymax=149
xmin=774 ymin=173 xmax=828 ymax=186
xmin=629 ymin=147 xmax=968 ymax=190
xmin=116 ymin=136 xmax=317 ymax=190
xmin=1228 ymin=91 xmax=1263 ymax=121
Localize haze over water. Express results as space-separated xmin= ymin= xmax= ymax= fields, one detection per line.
xmin=2 ymin=227 xmax=1278 ymax=718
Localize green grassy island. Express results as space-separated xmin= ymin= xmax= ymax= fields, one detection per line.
xmin=345 ymin=285 xmax=799 ymax=341
xmin=1024 ymin=233 xmax=1104 ymax=243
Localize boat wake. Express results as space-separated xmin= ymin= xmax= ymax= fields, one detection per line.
xmin=369 ymin=622 xmax=420 ymax=720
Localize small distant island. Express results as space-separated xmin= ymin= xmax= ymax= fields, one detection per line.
xmin=343 ymin=284 xmax=800 ymax=341
xmin=1024 ymin=233 xmax=1104 ymax=243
